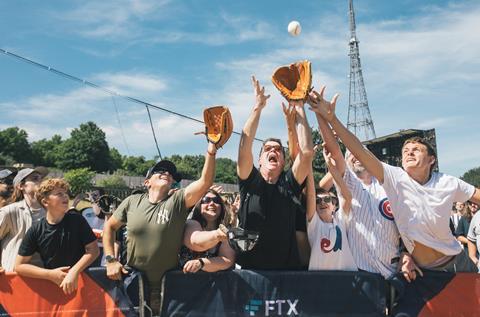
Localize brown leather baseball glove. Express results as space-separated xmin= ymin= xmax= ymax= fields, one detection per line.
xmin=271 ymin=60 xmax=312 ymax=101
xmin=202 ymin=106 xmax=233 ymax=149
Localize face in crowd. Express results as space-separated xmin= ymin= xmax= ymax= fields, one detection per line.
xmin=259 ymin=140 xmax=285 ymax=174
xmin=200 ymin=191 xmax=223 ymax=223
xmin=401 ymin=141 xmax=436 ymax=174
xmin=145 ymin=168 xmax=174 ymax=190
xmin=20 ymin=172 xmax=43 ymax=195
xmin=468 ymin=202 xmax=479 ymax=214
xmin=316 ymin=193 xmax=336 ymax=214
xmin=43 ymin=188 xmax=69 ymax=213
xmin=454 ymin=202 xmax=465 ymax=213
xmin=346 ymin=152 xmax=366 ymax=174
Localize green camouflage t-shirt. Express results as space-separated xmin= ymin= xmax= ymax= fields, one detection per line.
xmin=113 ymin=190 xmax=188 ymax=286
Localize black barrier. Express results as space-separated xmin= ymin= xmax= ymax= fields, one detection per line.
xmin=2 ymin=268 xmax=477 ymax=316
xmin=160 ymin=270 xmax=387 ymax=317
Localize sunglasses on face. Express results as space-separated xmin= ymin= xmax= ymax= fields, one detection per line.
xmin=263 ymin=145 xmax=282 ymax=153
xmin=152 ymin=169 xmax=171 ymax=177
xmin=201 ymin=196 xmax=222 ymax=204
xmin=316 ymin=196 xmax=333 ymax=204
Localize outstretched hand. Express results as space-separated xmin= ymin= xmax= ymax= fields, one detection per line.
xmin=282 ymin=102 xmax=296 ymax=126
xmin=307 ymin=86 xmax=339 ymax=122
xmin=252 ymin=75 xmax=270 ymax=111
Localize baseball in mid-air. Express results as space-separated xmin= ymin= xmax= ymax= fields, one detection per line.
xmin=288 ymin=21 xmax=301 ymax=36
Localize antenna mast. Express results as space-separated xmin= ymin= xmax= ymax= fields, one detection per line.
xmin=347 ymin=0 xmax=376 ymax=141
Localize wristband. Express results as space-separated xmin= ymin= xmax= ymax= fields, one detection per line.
xmin=198 ymin=258 xmax=205 ymax=270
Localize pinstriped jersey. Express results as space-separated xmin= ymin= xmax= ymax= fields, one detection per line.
xmin=342 ymin=168 xmax=400 ymax=278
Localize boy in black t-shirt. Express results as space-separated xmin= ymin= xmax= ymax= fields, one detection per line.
xmin=15 ymin=178 xmax=99 ymax=295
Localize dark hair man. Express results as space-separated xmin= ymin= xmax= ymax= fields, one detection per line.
xmin=236 ymin=76 xmax=314 ymax=269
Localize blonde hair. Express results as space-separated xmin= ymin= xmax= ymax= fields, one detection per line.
xmin=36 ymin=178 xmax=70 ymax=207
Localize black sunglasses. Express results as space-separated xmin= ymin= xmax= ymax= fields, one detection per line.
xmin=152 ymin=169 xmax=171 ymax=176
xmin=316 ymin=196 xmax=333 ymax=204
xmin=201 ymin=196 xmax=222 ymax=204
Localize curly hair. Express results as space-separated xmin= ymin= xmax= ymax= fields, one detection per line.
xmin=36 ymin=178 xmax=69 ymax=207
xmin=191 ymin=189 xmax=227 ymax=229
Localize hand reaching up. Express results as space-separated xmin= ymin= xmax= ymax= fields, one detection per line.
xmin=252 ymin=75 xmax=270 ymax=111
xmin=307 ymin=86 xmax=339 ymax=122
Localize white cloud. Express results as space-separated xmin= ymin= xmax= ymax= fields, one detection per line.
xmin=57 ymin=0 xmax=171 ymax=39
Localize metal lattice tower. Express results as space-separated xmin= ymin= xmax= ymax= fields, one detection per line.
xmin=347 ymin=0 xmax=376 ymax=141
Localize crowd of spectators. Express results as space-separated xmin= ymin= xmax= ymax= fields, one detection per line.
xmin=0 ymin=76 xmax=479 ymax=315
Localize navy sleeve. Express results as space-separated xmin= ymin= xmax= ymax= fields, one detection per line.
xmin=18 ymin=225 xmax=39 ymax=257
xmin=77 ymin=214 xmax=97 ymax=246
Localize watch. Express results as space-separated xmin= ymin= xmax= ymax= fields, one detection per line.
xmin=105 ymin=255 xmax=117 ymax=263
xmin=198 ymin=258 xmax=205 ymax=270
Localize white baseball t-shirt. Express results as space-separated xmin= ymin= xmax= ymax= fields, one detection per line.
xmin=381 ymin=163 xmax=475 ymax=255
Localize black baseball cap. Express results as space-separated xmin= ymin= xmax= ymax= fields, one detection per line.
xmin=145 ymin=160 xmax=182 ymax=182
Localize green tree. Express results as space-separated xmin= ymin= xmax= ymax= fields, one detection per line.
xmin=121 ymin=155 xmax=154 ymax=176
xmin=215 ymin=158 xmax=237 ymax=184
xmin=461 ymin=166 xmax=480 ymax=188
xmin=31 ymin=135 xmax=63 ymax=167
xmin=57 ymin=122 xmax=111 ymax=172
xmin=64 ymin=168 xmax=95 ymax=196
xmin=168 ymin=154 xmax=204 ymax=180
xmin=0 ymin=127 xmax=33 ymax=163
xmin=109 ymin=148 xmax=123 ymax=171
xmin=97 ymin=174 xmax=128 ymax=188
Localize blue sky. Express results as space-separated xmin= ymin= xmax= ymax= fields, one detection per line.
xmin=0 ymin=0 xmax=478 ymax=177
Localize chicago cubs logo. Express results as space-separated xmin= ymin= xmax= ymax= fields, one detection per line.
xmin=320 ymin=225 xmax=342 ymax=253
xmin=378 ymin=198 xmax=394 ymax=221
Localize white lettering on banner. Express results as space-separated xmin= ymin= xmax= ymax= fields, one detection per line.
xmin=276 ymin=300 xmax=286 ymax=315
xmin=265 ymin=300 xmax=276 ymax=316
xmin=263 ymin=299 xmax=298 ymax=316
xmin=287 ymin=299 xmax=299 ymax=315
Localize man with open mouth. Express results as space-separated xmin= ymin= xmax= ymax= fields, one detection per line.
xmin=235 ymin=76 xmax=314 ymax=270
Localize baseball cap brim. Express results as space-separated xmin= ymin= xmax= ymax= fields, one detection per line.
xmin=146 ymin=160 xmax=182 ymax=182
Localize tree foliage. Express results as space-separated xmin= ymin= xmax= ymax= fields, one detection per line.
xmin=31 ymin=135 xmax=63 ymax=167
xmin=64 ymin=168 xmax=95 ymax=196
xmin=215 ymin=158 xmax=237 ymax=184
xmin=461 ymin=166 xmax=480 ymax=188
xmin=57 ymin=122 xmax=111 ymax=172
xmin=121 ymin=155 xmax=155 ymax=176
xmin=0 ymin=127 xmax=33 ymax=163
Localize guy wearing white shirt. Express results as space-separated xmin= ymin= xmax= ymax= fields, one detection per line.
xmin=310 ymin=90 xmax=480 ymax=274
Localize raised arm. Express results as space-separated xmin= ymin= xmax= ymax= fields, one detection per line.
xmin=309 ymin=92 xmax=384 ymax=183
xmin=306 ymin=168 xmax=316 ymax=223
xmin=323 ymin=147 xmax=352 ymax=214
xmin=184 ymin=142 xmax=217 ymax=208
xmin=308 ymin=87 xmax=345 ymax=175
xmin=282 ymin=102 xmax=299 ymax=161
xmin=291 ymin=100 xmax=314 ymax=185
xmin=237 ymin=76 xmax=270 ymax=180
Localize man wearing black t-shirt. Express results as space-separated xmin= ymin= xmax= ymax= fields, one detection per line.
xmin=236 ymin=76 xmax=313 ymax=269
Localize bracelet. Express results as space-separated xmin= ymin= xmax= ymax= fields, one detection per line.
xmin=207 ymin=150 xmax=217 ymax=156
xmin=198 ymin=258 xmax=205 ymax=270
